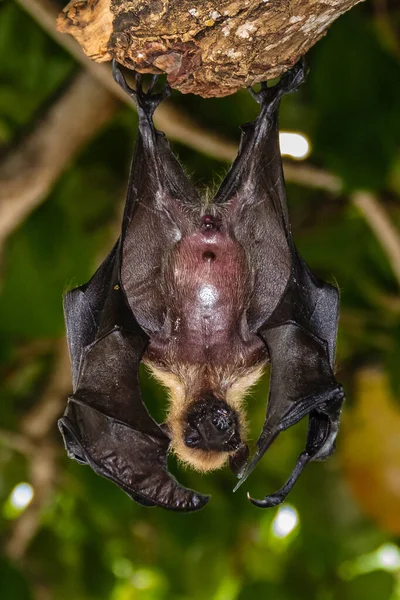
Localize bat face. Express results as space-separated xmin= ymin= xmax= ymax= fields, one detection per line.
xmin=59 ymin=60 xmax=345 ymax=512
xmin=146 ymin=360 xmax=265 ymax=473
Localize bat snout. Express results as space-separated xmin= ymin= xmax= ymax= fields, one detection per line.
xmin=184 ymin=397 xmax=241 ymax=452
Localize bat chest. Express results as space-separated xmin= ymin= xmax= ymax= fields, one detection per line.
xmin=173 ymin=229 xmax=247 ymax=320
xmin=146 ymin=223 xmax=264 ymax=366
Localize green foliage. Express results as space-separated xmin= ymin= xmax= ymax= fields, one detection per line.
xmin=309 ymin=7 xmax=400 ymax=190
xmin=1 ymin=1 xmax=400 ymax=600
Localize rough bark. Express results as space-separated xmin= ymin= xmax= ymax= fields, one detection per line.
xmin=57 ymin=0 xmax=364 ymax=97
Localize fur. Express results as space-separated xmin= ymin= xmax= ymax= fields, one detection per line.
xmin=144 ymin=359 xmax=265 ymax=472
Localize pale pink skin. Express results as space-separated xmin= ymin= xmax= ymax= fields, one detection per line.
xmin=147 ymin=218 xmax=266 ymax=369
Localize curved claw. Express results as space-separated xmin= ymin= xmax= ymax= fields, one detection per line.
xmin=147 ymin=74 xmax=159 ymax=94
xmin=248 ymin=57 xmax=307 ymax=107
xmin=246 ymin=452 xmax=310 ymax=508
xmin=279 ymin=57 xmax=307 ymax=94
xmin=247 ymin=79 xmax=271 ymax=104
xmin=112 ymin=59 xmax=137 ymax=99
xmin=247 ymin=491 xmax=283 ymax=508
xmin=112 ymin=59 xmax=171 ymax=117
xmin=134 ymin=71 xmax=143 ymax=92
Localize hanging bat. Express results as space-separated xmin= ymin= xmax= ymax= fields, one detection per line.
xmin=59 ymin=59 xmax=344 ymax=511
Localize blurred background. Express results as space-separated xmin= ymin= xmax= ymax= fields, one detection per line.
xmin=1 ymin=1 xmax=400 ymax=599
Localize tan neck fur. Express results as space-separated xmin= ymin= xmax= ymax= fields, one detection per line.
xmin=143 ymin=359 xmax=264 ymax=472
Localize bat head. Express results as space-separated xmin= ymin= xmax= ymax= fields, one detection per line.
xmin=184 ymin=394 xmax=241 ymax=451
xmin=181 ymin=394 xmax=242 ymax=467
xmin=171 ymin=394 xmax=244 ymax=472
xmin=146 ymin=361 xmax=263 ymax=473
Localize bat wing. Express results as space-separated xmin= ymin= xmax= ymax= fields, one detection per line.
xmin=60 ymin=67 xmax=208 ymax=511
xmin=63 ymin=242 xmax=118 ymax=389
xmin=113 ymin=62 xmax=201 ymax=334
xmin=213 ymin=64 xmax=306 ymax=331
xmin=236 ymin=258 xmax=344 ymax=507
xmin=61 ymin=248 xmax=208 ymax=511
xmin=214 ymin=61 xmax=344 ymax=506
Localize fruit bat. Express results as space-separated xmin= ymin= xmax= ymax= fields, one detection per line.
xmin=59 ymin=59 xmax=344 ymax=512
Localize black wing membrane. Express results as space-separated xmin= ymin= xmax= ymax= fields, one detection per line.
xmin=114 ymin=63 xmax=200 ymax=334
xmin=213 ymin=65 xmax=303 ymax=331
xmin=215 ymin=61 xmax=345 ymax=507
xmin=59 ymin=63 xmax=208 ymax=512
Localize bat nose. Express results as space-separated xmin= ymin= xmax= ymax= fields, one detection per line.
xmin=184 ymin=397 xmax=241 ymax=451
xmin=199 ymin=411 xmax=235 ymax=442
xmin=212 ymin=412 xmax=233 ymax=431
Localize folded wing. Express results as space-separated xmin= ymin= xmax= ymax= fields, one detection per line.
xmin=214 ymin=61 xmax=344 ymax=506
xmin=60 ymin=66 xmax=208 ymax=511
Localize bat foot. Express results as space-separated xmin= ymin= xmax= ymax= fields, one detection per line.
xmin=248 ymin=57 xmax=307 ymax=107
xmin=112 ymin=59 xmax=171 ymax=117
xmin=278 ymin=57 xmax=307 ymax=95
xmin=244 ymin=448 xmax=312 ymax=507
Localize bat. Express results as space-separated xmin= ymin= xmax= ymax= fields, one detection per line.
xmin=59 ymin=59 xmax=344 ymax=511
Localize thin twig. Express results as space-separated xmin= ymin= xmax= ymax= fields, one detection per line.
xmin=5 ymin=340 xmax=71 ymax=560
xmin=5 ymin=442 xmax=57 ymax=561
xmin=0 ymin=430 xmax=35 ymax=455
xmin=20 ymin=339 xmax=71 ymax=440
xmin=352 ymin=191 xmax=400 ymax=287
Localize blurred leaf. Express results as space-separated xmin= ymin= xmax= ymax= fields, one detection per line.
xmin=341 ymin=571 xmax=395 ymax=600
xmin=0 ymin=557 xmax=32 ymax=600
xmin=340 ymin=368 xmax=400 ymax=534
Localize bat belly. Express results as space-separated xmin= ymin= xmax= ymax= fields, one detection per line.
xmin=151 ymin=224 xmax=263 ymax=366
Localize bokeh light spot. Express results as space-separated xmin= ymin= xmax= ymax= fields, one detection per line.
xmin=279 ymin=132 xmax=310 ymax=159
xmin=271 ymin=504 xmax=299 ymax=538
xmin=9 ymin=482 xmax=34 ymax=510
xmin=376 ymin=544 xmax=400 ymax=571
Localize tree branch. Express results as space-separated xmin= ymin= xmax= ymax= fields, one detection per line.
xmin=5 ymin=340 xmax=71 ymax=561
xmin=352 ymin=191 xmax=400 ymax=288
xmin=0 ymin=71 xmax=117 ymax=249
xmin=57 ymin=0 xmax=364 ymax=97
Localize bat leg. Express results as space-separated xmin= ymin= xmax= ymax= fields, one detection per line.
xmin=112 ymin=59 xmax=171 ymax=117
xmin=247 ymin=395 xmax=344 ymax=508
xmin=248 ymin=57 xmax=307 ymax=107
